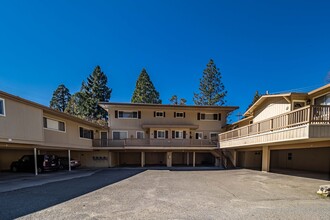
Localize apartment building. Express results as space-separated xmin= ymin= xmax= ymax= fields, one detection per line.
xmin=0 ymin=91 xmax=109 ymax=173
xmin=95 ymin=102 xmax=237 ymax=167
xmin=0 ymin=90 xmax=238 ymax=173
xmin=219 ymin=84 xmax=330 ymax=176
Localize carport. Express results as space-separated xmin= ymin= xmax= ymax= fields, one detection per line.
xmin=0 ymin=146 xmax=76 ymax=175
xmin=118 ymin=152 xmax=141 ymax=167
xmin=270 ymin=147 xmax=330 ymax=177
xmin=236 ymin=150 xmax=262 ymax=170
xmin=145 ymin=152 xmax=166 ymax=166
xmin=195 ymin=152 xmax=215 ymax=166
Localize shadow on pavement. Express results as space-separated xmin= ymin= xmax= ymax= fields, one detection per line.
xmin=0 ymin=169 xmax=145 ymax=220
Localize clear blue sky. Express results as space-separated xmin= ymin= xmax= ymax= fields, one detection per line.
xmin=1 ymin=0 xmax=330 ymax=121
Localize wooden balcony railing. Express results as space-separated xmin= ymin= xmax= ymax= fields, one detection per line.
xmin=220 ymin=105 xmax=330 ymax=142
xmin=93 ymin=138 xmax=217 ymax=148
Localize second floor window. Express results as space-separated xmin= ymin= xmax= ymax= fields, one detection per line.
xmin=80 ymin=127 xmax=94 ymax=139
xmin=115 ymin=110 xmax=141 ymax=119
xmin=198 ymin=113 xmax=221 ymax=121
xmin=0 ymin=98 xmax=5 ymax=116
xmin=43 ymin=117 xmax=65 ymax=132
xmin=174 ymin=112 xmax=185 ymax=118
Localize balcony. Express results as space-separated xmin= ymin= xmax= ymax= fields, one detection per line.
xmin=219 ymin=105 xmax=330 ymax=148
xmin=93 ymin=138 xmax=217 ymax=148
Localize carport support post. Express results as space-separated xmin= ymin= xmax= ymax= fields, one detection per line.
xmin=68 ymin=149 xmax=71 ymax=172
xmin=193 ymin=152 xmax=196 ymax=167
xmin=262 ymin=146 xmax=270 ymax=172
xmin=141 ymin=152 xmax=145 ymax=167
xmin=166 ymin=152 xmax=172 ymax=167
xmin=34 ymin=147 xmax=38 ymax=176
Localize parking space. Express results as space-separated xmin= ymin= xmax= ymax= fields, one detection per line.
xmin=3 ymin=168 xmax=329 ymax=219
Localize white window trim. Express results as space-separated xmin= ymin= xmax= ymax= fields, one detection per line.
xmin=195 ymin=132 xmax=203 ymax=140
xmin=0 ymin=98 xmax=5 ymax=117
xmin=43 ymin=116 xmax=66 ymax=133
xmin=156 ymin=111 xmax=164 ymax=118
xmin=175 ymin=112 xmax=184 ymax=118
xmin=118 ymin=110 xmax=139 ymax=119
xmin=157 ymin=130 xmax=165 ymax=139
xmin=200 ymin=112 xmax=218 ymax=121
xmin=175 ymin=130 xmax=184 ymax=139
xmin=112 ymin=130 xmax=128 ymax=140
xmin=79 ymin=126 xmax=94 ymax=140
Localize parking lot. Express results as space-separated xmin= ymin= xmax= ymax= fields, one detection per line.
xmin=1 ymin=168 xmax=330 ymax=219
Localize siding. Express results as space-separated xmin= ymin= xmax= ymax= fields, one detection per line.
xmin=0 ymin=98 xmax=43 ymax=143
xmin=253 ymin=98 xmax=290 ymax=123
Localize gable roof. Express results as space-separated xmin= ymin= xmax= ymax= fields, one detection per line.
xmin=99 ymin=102 xmax=238 ymax=112
xmin=0 ymin=90 xmax=106 ymax=129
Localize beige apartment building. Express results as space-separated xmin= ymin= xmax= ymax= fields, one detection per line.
xmin=219 ymin=84 xmax=330 ymax=176
xmin=95 ymin=103 xmax=237 ymax=167
xmin=0 ymin=90 xmax=237 ymax=173
xmin=0 ymin=91 xmax=109 ymax=173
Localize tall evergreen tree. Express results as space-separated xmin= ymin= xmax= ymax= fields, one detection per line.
xmin=193 ymin=59 xmax=227 ymax=106
xmin=131 ymin=68 xmax=162 ymax=104
xmin=247 ymin=91 xmax=262 ymax=110
xmin=170 ymin=95 xmax=178 ymax=105
xmin=170 ymin=95 xmax=186 ymax=105
xmin=64 ymin=91 xmax=85 ymax=117
xmin=179 ymin=98 xmax=187 ymax=105
xmin=83 ymin=66 xmax=112 ymax=120
xmin=50 ymin=84 xmax=71 ymax=112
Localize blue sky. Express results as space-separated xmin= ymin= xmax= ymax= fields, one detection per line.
xmin=1 ymin=0 xmax=330 ymax=120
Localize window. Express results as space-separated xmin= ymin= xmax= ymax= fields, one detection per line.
xmin=293 ymin=101 xmax=305 ymax=110
xmin=175 ymin=131 xmax=183 ymax=139
xmin=315 ymin=94 xmax=330 ymax=105
xmin=80 ymin=127 xmax=94 ymax=139
xmin=112 ymin=131 xmax=128 ymax=140
xmin=115 ymin=110 xmax=141 ymax=119
xmin=195 ymin=132 xmax=203 ymax=140
xmin=174 ymin=112 xmax=185 ymax=118
xmin=198 ymin=113 xmax=221 ymax=121
xmin=43 ymin=117 xmax=65 ymax=132
xmin=154 ymin=111 xmax=165 ymax=117
xmin=0 ymin=98 xmax=5 ymax=116
xmin=157 ymin=130 xmax=165 ymax=139
xmin=136 ymin=131 xmax=144 ymax=139
xmin=210 ymin=133 xmax=219 ymax=141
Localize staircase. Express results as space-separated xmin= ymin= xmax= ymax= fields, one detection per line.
xmin=212 ymin=144 xmax=236 ymax=169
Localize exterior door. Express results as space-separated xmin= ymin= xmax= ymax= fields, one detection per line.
xmin=101 ymin=132 xmax=108 ymax=146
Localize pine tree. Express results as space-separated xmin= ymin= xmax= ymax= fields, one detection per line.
xmin=83 ymin=66 xmax=112 ymax=120
xmin=193 ymin=59 xmax=227 ymax=106
xmin=64 ymin=91 xmax=86 ymax=117
xmin=170 ymin=95 xmax=186 ymax=105
xmin=179 ymin=98 xmax=187 ymax=105
xmin=131 ymin=68 xmax=161 ymax=104
xmin=247 ymin=91 xmax=262 ymax=110
xmin=170 ymin=95 xmax=178 ymax=105
xmin=50 ymin=84 xmax=71 ymax=112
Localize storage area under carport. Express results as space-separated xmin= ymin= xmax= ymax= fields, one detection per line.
xmin=236 ymin=150 xmax=262 ymax=170
xmin=118 ymin=152 xmax=141 ymax=166
xmin=145 ymin=152 xmax=166 ymax=166
xmin=270 ymin=147 xmax=330 ymax=175
xmin=195 ymin=152 xmax=215 ymax=166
